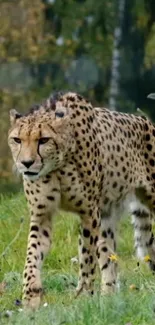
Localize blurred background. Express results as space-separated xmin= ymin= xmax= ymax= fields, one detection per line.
xmin=1 ymin=0 xmax=155 ymax=193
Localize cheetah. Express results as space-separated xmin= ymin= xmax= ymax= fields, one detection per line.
xmin=8 ymin=91 xmax=155 ymax=309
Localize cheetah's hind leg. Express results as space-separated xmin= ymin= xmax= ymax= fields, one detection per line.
xmin=130 ymin=198 xmax=155 ymax=271
xmin=97 ymin=210 xmax=119 ymax=294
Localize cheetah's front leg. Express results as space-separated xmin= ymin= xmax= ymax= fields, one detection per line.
xmin=76 ymin=209 xmax=100 ymax=296
xmin=23 ymin=176 xmax=60 ymax=310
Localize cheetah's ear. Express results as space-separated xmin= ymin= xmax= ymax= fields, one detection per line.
xmin=55 ymin=103 xmax=69 ymax=119
xmin=10 ymin=109 xmax=22 ymax=125
xmin=54 ymin=110 xmax=70 ymax=134
xmin=147 ymin=93 xmax=155 ymax=100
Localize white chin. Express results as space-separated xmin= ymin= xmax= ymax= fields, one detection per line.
xmin=23 ymin=173 xmax=40 ymax=181
xmin=21 ymin=164 xmax=54 ymax=181
xmin=22 ymin=168 xmax=52 ymax=181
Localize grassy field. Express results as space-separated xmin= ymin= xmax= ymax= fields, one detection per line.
xmin=0 ymin=193 xmax=155 ymax=324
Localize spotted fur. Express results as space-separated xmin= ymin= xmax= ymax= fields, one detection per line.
xmin=8 ymin=91 xmax=155 ymax=309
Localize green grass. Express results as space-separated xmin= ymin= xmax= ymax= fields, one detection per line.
xmin=0 ymin=193 xmax=155 ymax=324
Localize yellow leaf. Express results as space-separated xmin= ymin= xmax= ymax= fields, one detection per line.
xmin=144 ymin=255 xmax=151 ymax=262
xmin=109 ymin=254 xmax=118 ymax=262
xmin=129 ymin=284 xmax=139 ymax=291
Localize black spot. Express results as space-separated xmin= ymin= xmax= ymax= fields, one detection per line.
xmin=30 ymin=234 xmax=37 ymax=239
xmin=43 ymin=180 xmax=50 ymax=184
xmin=82 ymin=247 xmax=87 ymax=254
xmin=147 ymin=233 xmax=154 ymax=246
xmin=76 ymin=200 xmax=83 ymax=207
xmin=32 ymin=287 xmax=43 ymax=293
xmin=113 ymin=182 xmax=117 ymax=188
xmin=47 ymin=196 xmax=55 ymax=201
xmin=31 ymin=225 xmax=39 ymax=232
xmin=82 ymin=272 xmax=86 ymax=277
xmin=43 ymin=230 xmax=49 ymax=237
xmin=147 ymin=144 xmax=152 ymax=151
xmin=91 ymin=268 xmax=95 ymax=275
xmin=31 ymin=243 xmax=37 ymax=249
xmin=102 ymin=230 xmax=107 ymax=238
xmin=60 ymin=170 xmax=65 ymax=175
xmin=105 ymin=282 xmax=113 ymax=286
xmin=101 ymin=263 xmax=108 ymax=270
xmin=79 ymin=210 xmax=86 ymax=215
xmin=150 ymin=159 xmax=155 ymax=167
xmin=111 ymin=231 xmax=114 ymax=239
xmin=146 ymin=134 xmax=150 ymax=141
xmin=37 ymin=204 xmax=45 ymax=209
xmin=102 ymin=246 xmax=108 ymax=252
xmin=92 ymin=180 xmax=96 ymax=187
xmin=94 ymin=236 xmax=98 ymax=244
xmin=98 ymin=164 xmax=102 ymax=172
xmin=90 ymin=236 xmax=93 ymax=245
xmin=68 ymin=172 xmax=73 ymax=176
xmin=83 ymin=228 xmax=90 ymax=238
xmin=92 ymin=219 xmax=97 ymax=228
xmin=69 ymin=195 xmax=76 ymax=201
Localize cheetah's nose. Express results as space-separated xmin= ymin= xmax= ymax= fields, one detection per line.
xmin=21 ymin=160 xmax=35 ymax=168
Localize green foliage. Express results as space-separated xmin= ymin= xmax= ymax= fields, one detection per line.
xmin=145 ymin=23 xmax=155 ymax=68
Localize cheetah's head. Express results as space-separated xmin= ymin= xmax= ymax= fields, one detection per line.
xmin=8 ymin=99 xmax=75 ymax=180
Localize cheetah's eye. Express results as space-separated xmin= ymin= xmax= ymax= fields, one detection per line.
xmin=38 ymin=137 xmax=50 ymax=145
xmin=13 ymin=137 xmax=21 ymax=144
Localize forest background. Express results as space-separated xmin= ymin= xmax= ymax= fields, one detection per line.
xmin=1 ymin=0 xmax=155 ymax=192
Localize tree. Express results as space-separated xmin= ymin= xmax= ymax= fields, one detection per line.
xmin=109 ymin=0 xmax=126 ymax=111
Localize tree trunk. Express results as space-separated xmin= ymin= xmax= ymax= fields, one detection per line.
xmin=109 ymin=0 xmax=125 ymax=111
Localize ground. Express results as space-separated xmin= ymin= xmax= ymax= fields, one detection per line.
xmin=0 ymin=192 xmax=155 ymax=325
